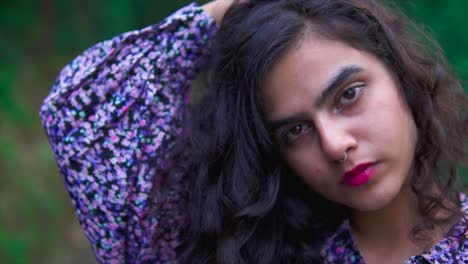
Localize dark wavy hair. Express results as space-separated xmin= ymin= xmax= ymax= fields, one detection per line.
xmin=159 ymin=0 xmax=468 ymax=263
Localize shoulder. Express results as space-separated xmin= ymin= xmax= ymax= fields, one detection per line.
xmin=416 ymin=192 xmax=468 ymax=263
xmin=320 ymin=219 xmax=365 ymax=264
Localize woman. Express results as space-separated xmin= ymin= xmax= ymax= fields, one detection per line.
xmin=40 ymin=0 xmax=467 ymax=263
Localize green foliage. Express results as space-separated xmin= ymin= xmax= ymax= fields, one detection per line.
xmin=395 ymin=0 xmax=468 ymax=88
xmin=0 ymin=1 xmax=466 ymax=263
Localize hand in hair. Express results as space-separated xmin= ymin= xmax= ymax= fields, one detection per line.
xmin=202 ymin=0 xmax=247 ymax=23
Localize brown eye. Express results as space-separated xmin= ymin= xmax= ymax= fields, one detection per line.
xmin=289 ymin=125 xmax=303 ymax=136
xmin=343 ymin=89 xmax=356 ymax=100
xmin=339 ymin=85 xmax=363 ymax=106
xmin=282 ymin=124 xmax=312 ymax=145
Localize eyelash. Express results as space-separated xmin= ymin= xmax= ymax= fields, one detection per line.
xmin=280 ymin=83 xmax=366 ymax=146
xmin=281 ymin=123 xmax=313 ymax=146
xmin=335 ymin=83 xmax=365 ymax=111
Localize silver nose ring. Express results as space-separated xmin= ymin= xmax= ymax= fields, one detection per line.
xmin=338 ymin=152 xmax=348 ymax=163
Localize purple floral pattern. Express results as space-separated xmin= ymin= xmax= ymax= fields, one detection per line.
xmin=40 ymin=3 xmax=467 ymax=264
xmin=321 ymin=193 xmax=468 ymax=263
xmin=40 ymin=3 xmax=217 ymax=263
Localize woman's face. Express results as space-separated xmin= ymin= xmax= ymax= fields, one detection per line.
xmin=261 ymin=34 xmax=418 ymax=212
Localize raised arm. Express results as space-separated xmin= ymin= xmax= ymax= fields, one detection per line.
xmin=39 ymin=3 xmax=225 ymax=263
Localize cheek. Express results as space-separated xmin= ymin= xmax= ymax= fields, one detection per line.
xmin=362 ymin=87 xmax=417 ymax=148
xmin=284 ymin=152 xmax=340 ymax=202
xmin=282 ymin=149 xmax=329 ymax=189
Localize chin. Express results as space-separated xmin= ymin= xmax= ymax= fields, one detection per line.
xmin=345 ymin=182 xmax=404 ymax=212
xmin=348 ymin=198 xmax=393 ymax=212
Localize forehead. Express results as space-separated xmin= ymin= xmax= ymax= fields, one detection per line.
xmin=260 ymin=35 xmax=378 ymax=120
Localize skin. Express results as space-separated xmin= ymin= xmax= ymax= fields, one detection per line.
xmin=202 ymin=0 xmax=238 ymax=24
xmin=202 ymin=1 xmax=448 ymax=262
xmin=261 ymin=33 xmax=423 ymax=263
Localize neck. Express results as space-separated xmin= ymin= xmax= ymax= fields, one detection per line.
xmin=350 ymin=185 xmax=419 ymax=244
xmin=350 ymin=185 xmax=424 ymax=263
xmin=349 ymin=183 xmax=454 ymax=263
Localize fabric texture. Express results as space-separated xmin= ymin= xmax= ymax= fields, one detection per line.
xmin=40 ymin=3 xmax=467 ymax=263
xmin=40 ymin=3 xmax=217 ymax=263
xmin=321 ymin=193 xmax=468 ymax=264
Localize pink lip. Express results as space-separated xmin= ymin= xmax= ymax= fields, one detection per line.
xmin=341 ymin=162 xmax=376 ymax=187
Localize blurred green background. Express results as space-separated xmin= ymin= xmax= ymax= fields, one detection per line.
xmin=0 ymin=1 xmax=466 ymax=263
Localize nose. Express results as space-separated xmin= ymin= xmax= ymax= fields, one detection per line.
xmin=315 ymin=115 xmax=357 ymax=163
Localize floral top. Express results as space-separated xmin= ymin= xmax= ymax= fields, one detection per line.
xmin=40 ymin=3 xmax=468 ymax=264
xmin=321 ymin=193 xmax=468 ymax=264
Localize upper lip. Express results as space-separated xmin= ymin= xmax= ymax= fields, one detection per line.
xmin=342 ymin=162 xmax=375 ymax=181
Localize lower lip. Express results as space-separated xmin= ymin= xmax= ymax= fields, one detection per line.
xmin=342 ymin=165 xmax=376 ymax=187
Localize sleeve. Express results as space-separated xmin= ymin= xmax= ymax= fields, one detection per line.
xmin=39 ymin=3 xmax=218 ymax=263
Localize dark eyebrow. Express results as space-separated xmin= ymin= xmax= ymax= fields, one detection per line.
xmin=314 ymin=65 xmax=363 ymax=109
xmin=267 ymin=113 xmax=309 ymax=132
xmin=266 ymin=65 xmax=363 ymax=132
